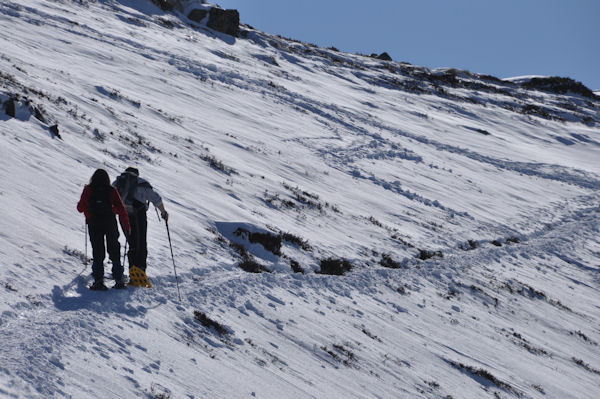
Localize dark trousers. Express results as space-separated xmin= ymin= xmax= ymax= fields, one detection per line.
xmin=88 ymin=216 xmax=123 ymax=282
xmin=127 ymin=209 xmax=148 ymax=271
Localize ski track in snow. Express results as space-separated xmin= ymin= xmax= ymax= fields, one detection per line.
xmin=1 ymin=1 xmax=600 ymax=398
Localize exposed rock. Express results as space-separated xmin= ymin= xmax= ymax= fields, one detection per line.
xmin=4 ymin=99 xmax=16 ymax=118
xmin=206 ymin=8 xmax=239 ymax=37
xmin=152 ymin=0 xmax=175 ymax=12
xmin=32 ymin=106 xmax=47 ymax=123
xmin=521 ymin=76 xmax=596 ymax=99
xmin=153 ymin=1 xmax=240 ymax=37
xmin=188 ymin=8 xmax=208 ymax=23
xmin=49 ymin=124 xmax=61 ymax=139
xmin=376 ymin=52 xmax=392 ymax=61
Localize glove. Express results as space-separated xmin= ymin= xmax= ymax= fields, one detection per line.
xmin=161 ymin=210 xmax=169 ymax=222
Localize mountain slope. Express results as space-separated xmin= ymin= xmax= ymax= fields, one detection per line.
xmin=1 ymin=1 xmax=599 ymax=398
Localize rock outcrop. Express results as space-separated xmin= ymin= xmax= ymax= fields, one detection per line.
xmin=4 ymin=98 xmax=16 ymax=118
xmin=204 ymin=8 xmax=239 ymax=37
xmin=151 ymin=1 xmax=240 ymax=37
xmin=187 ymin=8 xmax=208 ymax=22
xmin=370 ymin=52 xmax=392 ymax=61
xmin=153 ymin=0 xmax=176 ymax=11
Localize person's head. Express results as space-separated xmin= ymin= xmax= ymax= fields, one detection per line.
xmin=89 ymin=168 xmax=111 ymax=188
xmin=125 ymin=166 xmax=139 ymax=176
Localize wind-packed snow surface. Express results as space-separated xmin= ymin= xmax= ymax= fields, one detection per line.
xmin=1 ymin=1 xmax=599 ymax=398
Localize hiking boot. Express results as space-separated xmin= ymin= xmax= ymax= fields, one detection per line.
xmin=113 ymin=281 xmax=127 ymax=289
xmin=90 ymin=280 xmax=108 ymax=291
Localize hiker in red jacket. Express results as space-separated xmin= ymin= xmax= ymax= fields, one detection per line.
xmin=77 ymin=169 xmax=131 ymax=290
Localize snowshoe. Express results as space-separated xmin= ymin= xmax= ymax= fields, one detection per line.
xmin=89 ymin=280 xmax=109 ymax=291
xmin=128 ymin=265 xmax=152 ymax=288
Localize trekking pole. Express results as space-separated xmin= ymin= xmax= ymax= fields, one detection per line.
xmin=122 ymin=240 xmax=128 ymax=268
xmin=165 ymin=220 xmax=182 ymax=301
xmin=84 ymin=223 xmax=88 ymax=265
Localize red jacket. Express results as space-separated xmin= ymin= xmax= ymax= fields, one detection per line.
xmin=77 ymin=185 xmax=131 ymax=232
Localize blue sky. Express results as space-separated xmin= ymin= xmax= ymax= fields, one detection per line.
xmin=221 ymin=0 xmax=599 ymax=91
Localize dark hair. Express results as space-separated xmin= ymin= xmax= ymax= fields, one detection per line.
xmin=125 ymin=166 xmax=139 ymax=176
xmin=89 ymin=169 xmax=111 ymax=189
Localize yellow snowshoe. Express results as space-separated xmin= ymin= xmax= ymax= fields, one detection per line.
xmin=128 ymin=265 xmax=152 ymax=288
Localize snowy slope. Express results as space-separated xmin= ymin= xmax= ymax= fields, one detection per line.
xmin=1 ymin=1 xmax=600 ymax=398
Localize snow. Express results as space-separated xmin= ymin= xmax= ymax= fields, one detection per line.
xmin=1 ymin=1 xmax=599 ymax=398
xmin=170 ymin=0 xmax=215 ymax=18
xmin=503 ymin=75 xmax=547 ymax=84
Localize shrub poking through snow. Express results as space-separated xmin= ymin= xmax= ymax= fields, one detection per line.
xmin=4 ymin=282 xmax=17 ymax=292
xmin=379 ymin=253 xmax=403 ymax=269
xmin=521 ymin=104 xmax=553 ymax=119
xmin=318 ymin=258 xmax=352 ymax=275
xmin=321 ymin=344 xmax=356 ymax=367
xmin=281 ymin=232 xmax=312 ymax=251
xmin=252 ymin=226 xmax=312 ymax=252
xmin=234 ymin=228 xmax=282 ymax=255
xmin=459 ymin=240 xmax=478 ymax=251
xmin=290 ymin=259 xmax=304 ymax=273
xmin=283 ymin=183 xmax=322 ymax=209
xmin=448 ymin=360 xmax=522 ymax=396
xmin=193 ymin=311 xmax=230 ymax=336
xmin=229 ymin=242 xmax=270 ymax=273
xmin=572 ymin=358 xmax=600 ymax=375
xmin=509 ymin=332 xmax=550 ymax=356
xmin=417 ymin=249 xmax=443 ymax=260
xmin=500 ymin=280 xmax=572 ymax=311
xmin=391 ymin=234 xmax=415 ymax=248
xmin=150 ymin=383 xmax=172 ymax=399
xmin=233 ymin=227 xmax=312 ymax=256
xmin=239 ymin=257 xmax=268 ymax=273
xmin=200 ymin=153 xmax=237 ymax=175
xmin=63 ymin=246 xmax=90 ymax=264
xmin=361 ymin=328 xmax=382 ymax=342
xmin=570 ymin=330 xmax=598 ymax=346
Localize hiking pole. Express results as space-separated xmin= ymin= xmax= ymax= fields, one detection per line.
xmin=122 ymin=239 xmax=128 ymax=268
xmin=84 ymin=223 xmax=88 ymax=265
xmin=165 ymin=220 xmax=182 ymax=301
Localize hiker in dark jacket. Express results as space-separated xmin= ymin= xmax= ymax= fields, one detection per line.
xmin=77 ymin=169 xmax=131 ymax=290
xmin=114 ymin=167 xmax=168 ymax=274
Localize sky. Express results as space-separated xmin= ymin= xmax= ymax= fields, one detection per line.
xmin=220 ymin=0 xmax=600 ymax=91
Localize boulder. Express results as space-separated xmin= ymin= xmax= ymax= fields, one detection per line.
xmin=207 ymin=8 xmax=239 ymax=37
xmin=49 ymin=124 xmax=61 ymax=139
xmin=32 ymin=106 xmax=47 ymax=123
xmin=4 ymin=99 xmax=16 ymax=118
xmin=376 ymin=52 xmax=392 ymax=61
xmin=151 ymin=1 xmax=240 ymax=37
xmin=188 ymin=8 xmax=208 ymax=23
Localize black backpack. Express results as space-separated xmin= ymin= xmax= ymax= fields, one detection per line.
xmin=88 ymin=186 xmax=113 ymax=218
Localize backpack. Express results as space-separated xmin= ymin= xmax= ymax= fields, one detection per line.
xmin=115 ymin=173 xmax=138 ymax=206
xmin=88 ymin=186 xmax=113 ymax=218
xmin=115 ymin=173 xmax=150 ymax=212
